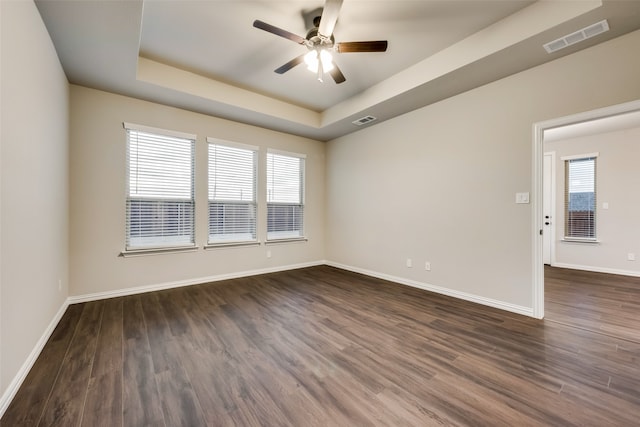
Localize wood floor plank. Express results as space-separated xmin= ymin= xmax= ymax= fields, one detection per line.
xmin=3 ymin=265 xmax=640 ymax=426
xmin=80 ymin=371 xmax=122 ymax=427
xmin=153 ymin=341 xmax=207 ymax=427
xmin=81 ymin=298 xmax=123 ymax=427
xmin=121 ymin=297 xmax=166 ymax=427
xmin=141 ymin=291 xmax=207 ymax=426
xmin=375 ymin=385 xmax=460 ymax=427
xmin=38 ymin=301 xmax=104 ymax=427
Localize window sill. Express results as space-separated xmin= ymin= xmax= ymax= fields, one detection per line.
xmin=119 ymin=246 xmax=198 ymax=257
xmin=204 ymin=241 xmax=261 ymax=250
xmin=265 ymin=237 xmax=308 ymax=245
xmin=561 ymin=238 xmax=600 ymax=244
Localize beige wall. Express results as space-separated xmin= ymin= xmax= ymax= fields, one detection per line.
xmin=69 ymin=86 xmax=325 ymax=297
xmin=1 ymin=0 xmax=69 ymax=399
xmin=545 ymin=126 xmax=640 ymax=275
xmin=326 ymin=29 xmax=640 ymax=312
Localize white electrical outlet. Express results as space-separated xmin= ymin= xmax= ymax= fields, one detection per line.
xmin=406 ymin=258 xmax=412 ymax=268
xmin=267 ymin=250 xmax=272 ymax=259
xmin=425 ymin=262 xmax=431 ymax=271
xmin=628 ymin=253 xmax=636 ymax=261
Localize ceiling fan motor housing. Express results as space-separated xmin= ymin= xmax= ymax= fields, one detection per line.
xmin=305 ymin=27 xmax=335 ymax=50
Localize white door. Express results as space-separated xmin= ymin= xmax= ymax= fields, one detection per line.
xmin=543 ymin=152 xmax=554 ymax=265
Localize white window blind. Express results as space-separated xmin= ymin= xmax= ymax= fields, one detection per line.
xmin=267 ymin=151 xmax=305 ymax=240
xmin=125 ymin=125 xmax=195 ymax=250
xmin=208 ymin=140 xmax=257 ymax=243
xmin=565 ymin=156 xmax=596 ymax=239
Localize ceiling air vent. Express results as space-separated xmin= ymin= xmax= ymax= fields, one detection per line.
xmin=352 ymin=115 xmax=377 ymax=126
xmin=543 ymin=20 xmax=609 ymax=54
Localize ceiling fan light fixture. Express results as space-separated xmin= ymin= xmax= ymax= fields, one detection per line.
xmin=304 ymin=49 xmax=334 ymax=73
xmin=253 ymin=0 xmax=387 ymax=84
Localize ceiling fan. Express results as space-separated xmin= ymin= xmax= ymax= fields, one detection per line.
xmin=253 ymin=0 xmax=388 ymax=84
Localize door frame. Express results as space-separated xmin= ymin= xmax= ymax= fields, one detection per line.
xmin=542 ymin=151 xmax=556 ymax=266
xmin=532 ymin=99 xmax=640 ymax=319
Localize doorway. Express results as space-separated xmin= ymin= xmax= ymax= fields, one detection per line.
xmin=532 ymin=99 xmax=640 ymax=319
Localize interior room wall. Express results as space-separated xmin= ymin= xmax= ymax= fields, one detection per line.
xmin=545 ymin=125 xmax=640 ymax=275
xmin=1 ymin=0 xmax=69 ymax=405
xmin=69 ymin=86 xmax=325 ymax=298
xmin=325 ymin=29 xmax=640 ymax=314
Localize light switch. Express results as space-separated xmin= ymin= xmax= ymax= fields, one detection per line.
xmin=515 ymin=192 xmax=530 ymax=204
xmin=603 ymin=202 xmax=609 ymax=209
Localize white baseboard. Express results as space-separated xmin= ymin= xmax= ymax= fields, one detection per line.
xmin=68 ymin=260 xmax=326 ymax=304
xmin=551 ymin=262 xmax=640 ymax=277
xmin=0 ymin=299 xmax=69 ymax=418
xmin=326 ymin=261 xmax=534 ymax=317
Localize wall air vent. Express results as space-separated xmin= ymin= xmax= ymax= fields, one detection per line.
xmin=543 ymin=20 xmax=609 ymax=54
xmin=352 ymin=115 xmax=377 ymax=126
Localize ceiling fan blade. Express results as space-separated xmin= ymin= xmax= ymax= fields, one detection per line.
xmin=253 ymin=20 xmax=306 ymax=45
xmin=329 ymin=63 xmax=346 ymax=84
xmin=336 ymin=41 xmax=388 ymax=53
xmin=318 ymin=0 xmax=343 ymax=38
xmin=274 ymin=54 xmax=306 ymax=74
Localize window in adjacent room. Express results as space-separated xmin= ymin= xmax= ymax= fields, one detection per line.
xmin=563 ymin=153 xmax=597 ymax=240
xmin=266 ymin=150 xmax=305 ymax=240
xmin=208 ymin=139 xmax=258 ymax=244
xmin=124 ymin=123 xmax=195 ymax=251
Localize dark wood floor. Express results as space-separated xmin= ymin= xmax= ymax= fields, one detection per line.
xmin=545 ymin=265 xmax=640 ymax=343
xmin=3 ymin=265 xmax=640 ymax=426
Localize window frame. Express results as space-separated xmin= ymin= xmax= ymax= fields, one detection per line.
xmin=562 ymin=152 xmax=598 ymax=242
xmin=122 ymin=122 xmax=196 ymax=255
xmin=266 ymin=149 xmax=306 ymax=242
xmin=206 ymin=138 xmax=259 ymax=247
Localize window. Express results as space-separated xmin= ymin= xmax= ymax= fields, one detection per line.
xmin=125 ymin=123 xmax=195 ymax=251
xmin=564 ymin=154 xmax=597 ymax=240
xmin=208 ymin=139 xmax=257 ymax=244
xmin=267 ymin=150 xmax=305 ymax=240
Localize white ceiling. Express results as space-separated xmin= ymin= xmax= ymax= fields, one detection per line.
xmin=139 ymin=0 xmax=532 ymax=111
xmin=35 ymin=0 xmax=640 ymax=141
